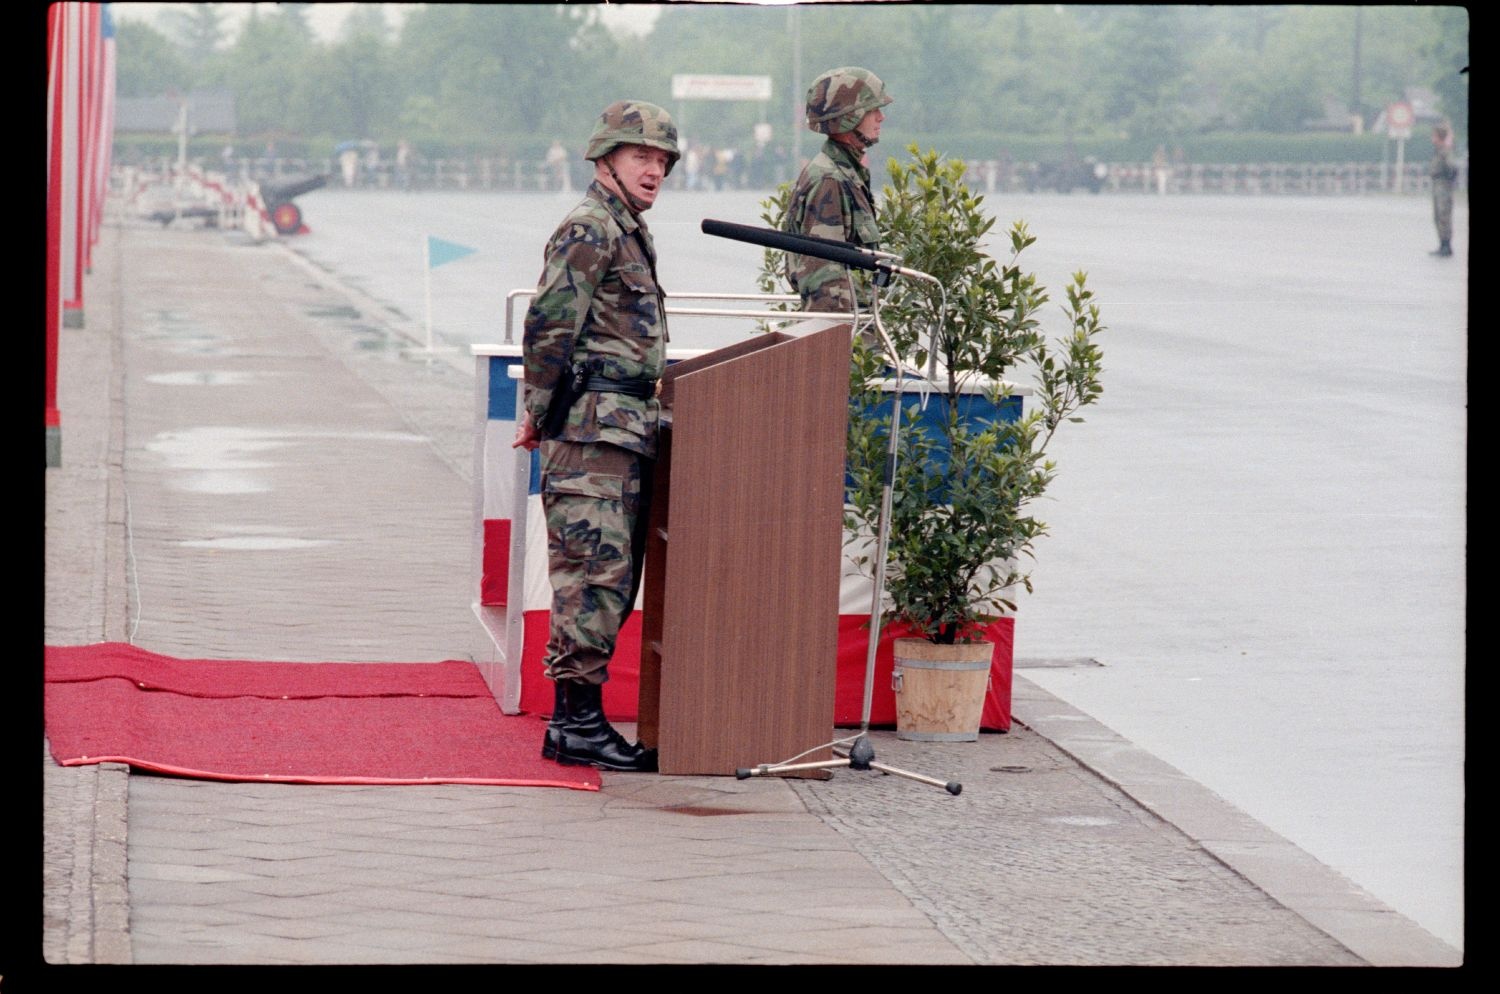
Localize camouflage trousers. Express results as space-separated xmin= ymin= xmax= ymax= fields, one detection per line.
xmin=539 ymin=439 xmax=654 ymax=685
xmin=1433 ymin=184 xmax=1454 ymax=243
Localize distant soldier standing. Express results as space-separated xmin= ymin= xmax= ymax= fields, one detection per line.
xmin=784 ymin=67 xmax=893 ymax=314
xmin=512 ymin=100 xmax=679 ymax=772
xmin=1429 ymin=121 xmax=1458 ymax=257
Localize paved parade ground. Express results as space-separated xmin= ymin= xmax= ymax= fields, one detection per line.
xmin=36 ymin=186 xmax=1465 ymax=970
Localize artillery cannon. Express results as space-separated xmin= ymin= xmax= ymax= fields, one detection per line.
xmin=260 ymin=173 xmax=329 ymax=235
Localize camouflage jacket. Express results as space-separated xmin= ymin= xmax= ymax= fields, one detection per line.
xmin=784 ymin=137 xmax=880 ymax=312
xmin=1429 ymin=145 xmax=1458 ymax=187
xmin=523 ymin=180 xmax=667 ymax=457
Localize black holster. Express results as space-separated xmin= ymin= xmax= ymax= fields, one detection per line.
xmin=541 ymin=361 xmax=589 ymax=438
xmin=542 ymin=363 xmax=657 ymax=438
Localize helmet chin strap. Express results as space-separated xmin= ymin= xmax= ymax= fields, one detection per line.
xmin=835 ymin=128 xmax=879 ymax=151
xmin=603 ymin=155 xmax=651 ymax=215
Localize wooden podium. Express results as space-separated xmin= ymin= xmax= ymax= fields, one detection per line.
xmin=637 ymin=322 xmax=851 ymax=775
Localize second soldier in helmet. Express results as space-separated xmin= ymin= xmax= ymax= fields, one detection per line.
xmin=783 ymin=67 xmax=893 ymax=315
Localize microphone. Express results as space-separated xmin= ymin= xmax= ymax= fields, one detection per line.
xmin=702 ymin=218 xmax=945 ymax=384
xmin=701 ymin=218 xmax=880 ymax=271
xmin=700 ymin=219 xmax=940 ymax=286
xmin=759 ymin=223 xmax=895 ymax=260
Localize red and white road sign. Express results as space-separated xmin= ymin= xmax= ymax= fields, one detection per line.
xmin=1387 ymin=101 xmax=1415 ymax=139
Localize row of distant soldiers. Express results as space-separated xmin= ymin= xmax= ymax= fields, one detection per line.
xmin=542 ymin=138 xmax=798 ymax=192
xmin=204 ymin=128 xmax=1464 ymax=208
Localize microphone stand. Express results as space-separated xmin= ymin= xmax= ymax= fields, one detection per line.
xmin=699 ymin=221 xmax=961 ymax=794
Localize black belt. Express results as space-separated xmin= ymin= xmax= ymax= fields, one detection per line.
xmin=583 ymin=375 xmax=658 ymax=399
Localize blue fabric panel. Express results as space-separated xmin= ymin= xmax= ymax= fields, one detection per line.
xmin=487 ymin=356 xmax=522 ymax=421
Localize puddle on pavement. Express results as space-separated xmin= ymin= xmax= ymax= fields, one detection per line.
xmin=137 ymin=334 xmax=229 ymax=355
xmin=1014 ymin=657 xmax=1105 ymax=669
xmin=350 ymin=323 xmax=403 ymax=352
xmin=145 ymin=425 xmax=426 ymax=494
xmin=177 ymin=471 xmax=271 ymax=495
xmin=178 ymin=536 xmax=335 ymax=551
xmin=301 ymin=292 xmax=437 ymax=358
xmin=147 ymin=425 xmax=425 ymax=463
xmin=145 ymin=371 xmax=270 ymax=386
xmin=304 ymin=304 xmax=362 ymax=320
xmin=145 ymin=426 xmax=286 ymax=472
xmin=135 ymin=312 xmax=228 ymax=355
xmin=302 ymin=293 xmax=438 ymax=359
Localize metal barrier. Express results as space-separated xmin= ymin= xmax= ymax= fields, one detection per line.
xmin=963 ymin=158 xmax=1465 ymax=196
xmin=122 ymin=163 xmax=314 ymax=241
xmin=153 ymin=155 xmax=1468 ymax=196
xmin=500 ymin=289 xmax=853 ymax=344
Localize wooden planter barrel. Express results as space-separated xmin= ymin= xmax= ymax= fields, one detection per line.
xmin=892 ymin=638 xmax=993 ymax=742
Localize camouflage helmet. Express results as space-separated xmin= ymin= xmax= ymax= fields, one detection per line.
xmin=805 ymin=67 xmax=892 ymax=135
xmin=585 ymin=100 xmax=680 ymax=176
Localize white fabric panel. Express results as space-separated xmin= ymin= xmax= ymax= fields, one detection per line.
xmin=482 ymin=418 xmax=518 ymax=520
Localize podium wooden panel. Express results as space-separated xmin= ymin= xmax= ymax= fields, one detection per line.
xmin=638 ymin=324 xmax=850 ymax=775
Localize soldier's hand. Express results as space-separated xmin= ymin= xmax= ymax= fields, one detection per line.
xmin=513 ymin=412 xmax=541 ymax=451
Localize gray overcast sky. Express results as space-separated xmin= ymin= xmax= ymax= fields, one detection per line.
xmin=109 ymin=2 xmax=667 ymax=43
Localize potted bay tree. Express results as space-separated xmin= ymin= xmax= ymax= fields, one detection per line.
xmin=762 ymin=144 xmax=1108 ymax=740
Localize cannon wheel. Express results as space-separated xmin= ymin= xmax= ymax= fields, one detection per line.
xmin=271 ymin=201 xmax=303 ymax=235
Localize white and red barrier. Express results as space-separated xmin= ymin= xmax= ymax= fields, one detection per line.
xmin=122 ymin=160 xmax=321 ymax=242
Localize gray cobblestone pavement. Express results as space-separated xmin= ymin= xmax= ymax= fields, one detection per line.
xmin=33 ymin=210 xmax=1462 ymax=974
xmin=791 ymin=733 xmax=1361 ymax=966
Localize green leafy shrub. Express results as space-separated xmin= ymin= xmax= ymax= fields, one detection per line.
xmin=762 ymin=144 xmax=1107 ymax=644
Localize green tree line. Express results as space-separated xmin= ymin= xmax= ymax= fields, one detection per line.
xmin=114 ymin=3 xmax=1467 ymax=164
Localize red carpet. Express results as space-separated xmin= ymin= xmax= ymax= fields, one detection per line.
xmin=43 ymin=643 xmax=599 ymax=790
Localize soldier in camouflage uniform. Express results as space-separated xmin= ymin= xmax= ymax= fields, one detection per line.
xmin=1429 ymin=122 xmax=1457 ymax=258
xmin=784 ymin=67 xmax=893 ymax=314
xmin=512 ymin=100 xmax=678 ymax=772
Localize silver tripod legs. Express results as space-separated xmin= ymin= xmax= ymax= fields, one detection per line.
xmin=736 ymin=735 xmax=962 ymax=794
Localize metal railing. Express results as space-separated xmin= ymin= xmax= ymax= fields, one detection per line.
xmin=961 ymin=158 xmax=1466 ymax=196
xmin=126 ymin=155 xmax=1467 ymax=196
xmin=500 ymin=289 xmax=853 ymax=345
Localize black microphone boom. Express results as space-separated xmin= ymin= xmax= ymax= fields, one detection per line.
xmin=701 ymin=218 xmax=940 ymax=289
xmin=700 ymin=219 xmax=880 ymax=272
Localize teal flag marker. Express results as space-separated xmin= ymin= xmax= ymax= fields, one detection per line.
xmin=427 ymin=235 xmax=477 ymax=269
xmin=422 ymin=235 xmax=478 ymax=352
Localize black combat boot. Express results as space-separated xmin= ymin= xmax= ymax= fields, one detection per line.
xmin=540 ymin=680 xmax=566 ymax=760
xmin=555 ymin=679 xmax=658 ymax=772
